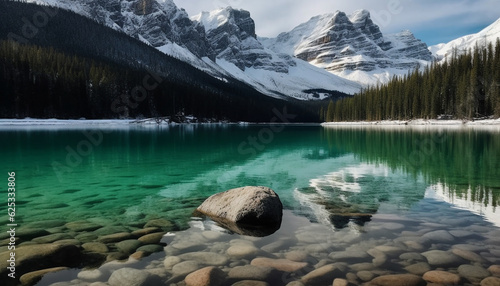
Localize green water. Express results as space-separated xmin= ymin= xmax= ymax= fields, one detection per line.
xmin=0 ymin=124 xmax=499 ymax=231
xmin=1 ymin=124 xmax=500 ymax=285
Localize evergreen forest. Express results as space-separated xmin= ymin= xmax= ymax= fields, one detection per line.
xmin=0 ymin=1 xmax=321 ymax=122
xmin=325 ymin=40 xmax=500 ymax=122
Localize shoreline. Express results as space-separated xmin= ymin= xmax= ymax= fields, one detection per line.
xmin=321 ymin=118 xmax=500 ymax=126
xmin=1 ymin=118 xmax=500 ymax=128
xmin=0 ymin=118 xmax=322 ymax=128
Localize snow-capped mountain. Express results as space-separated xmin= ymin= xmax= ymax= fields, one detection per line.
xmin=26 ymin=0 xmax=361 ymax=99
xmin=261 ymin=10 xmax=433 ymax=86
xmin=191 ymin=7 xmax=361 ymax=99
xmin=29 ymin=0 xmax=211 ymax=57
xmin=429 ymin=17 xmax=500 ymax=62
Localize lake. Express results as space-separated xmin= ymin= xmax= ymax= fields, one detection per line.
xmin=1 ymin=124 xmax=499 ymax=285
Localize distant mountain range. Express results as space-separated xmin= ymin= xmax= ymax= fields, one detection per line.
xmin=12 ymin=0 xmax=500 ymax=99
xmin=429 ymin=17 xmax=500 ymax=62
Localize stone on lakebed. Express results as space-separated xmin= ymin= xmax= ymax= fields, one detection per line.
xmin=196 ymin=186 xmax=283 ymax=236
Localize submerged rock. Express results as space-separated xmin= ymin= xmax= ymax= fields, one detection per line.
xmin=108 ymin=267 xmax=157 ymax=286
xmin=20 ymin=267 xmax=69 ymax=286
xmin=369 ymin=274 xmax=426 ymax=286
xmin=300 ymin=264 xmax=344 ymax=285
xmin=0 ymin=243 xmax=80 ymax=277
xmin=251 ymin=257 xmax=308 ymax=272
xmin=196 ymin=186 xmax=282 ymax=236
xmin=184 ymin=266 xmax=226 ymax=286
xmin=423 ymin=270 xmax=462 ymax=285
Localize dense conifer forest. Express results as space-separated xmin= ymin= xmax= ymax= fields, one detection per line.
xmin=0 ymin=0 xmax=321 ymax=122
xmin=324 ymin=40 xmax=500 ymax=122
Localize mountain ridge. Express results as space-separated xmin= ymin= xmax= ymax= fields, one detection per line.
xmin=429 ymin=17 xmax=500 ymax=62
xmin=19 ymin=1 xmax=500 ymax=94
xmin=261 ymin=9 xmax=433 ymax=86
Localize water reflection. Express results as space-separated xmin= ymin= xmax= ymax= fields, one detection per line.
xmin=426 ymin=183 xmax=500 ymax=227
xmin=300 ymin=126 xmax=500 ymax=230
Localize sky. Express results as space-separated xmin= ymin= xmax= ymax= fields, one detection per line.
xmin=174 ymin=0 xmax=500 ymax=46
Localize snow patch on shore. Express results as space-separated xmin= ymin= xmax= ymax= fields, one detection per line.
xmin=322 ymin=118 xmax=500 ymax=127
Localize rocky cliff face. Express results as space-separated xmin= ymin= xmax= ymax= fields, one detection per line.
xmin=262 ymin=9 xmax=433 ymax=85
xmin=191 ymin=7 xmax=294 ymax=73
xmin=30 ymin=0 xmax=214 ymax=59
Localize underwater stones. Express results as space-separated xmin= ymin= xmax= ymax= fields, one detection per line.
xmin=19 ymin=267 xmax=69 ymax=286
xmin=404 ymin=262 xmax=431 ymax=275
xmin=16 ymin=228 xmax=50 ymax=240
xmin=300 ymin=264 xmax=344 ymax=285
xmin=164 ymin=256 xmax=182 ymax=269
xmin=372 ymin=245 xmax=404 ymax=256
xmin=488 ymin=265 xmax=500 ymax=276
xmin=172 ymin=260 xmax=203 ymax=276
xmin=333 ymin=278 xmax=356 ymax=286
xmin=329 ymin=250 xmax=370 ymax=262
xmin=399 ymin=252 xmax=426 ymax=262
xmin=144 ymin=218 xmax=175 ymax=230
xmin=228 ymin=265 xmax=280 ymax=282
xmin=422 ymin=250 xmax=465 ymax=267
xmin=98 ymin=232 xmax=133 ymax=243
xmin=131 ymin=227 xmax=162 ymax=237
xmin=116 ymin=239 xmax=143 ymax=254
xmin=452 ymin=248 xmax=487 ymax=263
xmin=251 ymin=258 xmax=308 ymax=272
xmin=201 ymin=231 xmax=224 ymax=241
xmin=423 ymin=270 xmax=462 ymax=285
xmin=286 ymin=282 xmax=305 ymax=286
xmin=65 ymin=221 xmax=102 ymax=232
xmin=108 ymin=268 xmax=155 ymax=286
xmin=138 ymin=232 xmax=164 ymax=244
xmin=0 ymin=243 xmax=80 ymax=276
xmin=24 ymin=220 xmax=67 ymax=229
xmin=54 ymin=239 xmax=82 ymax=247
xmin=357 ymin=270 xmax=376 ymax=281
xmin=422 ymin=230 xmax=455 ymax=243
xmin=227 ymin=244 xmax=261 ymax=259
xmin=369 ymin=274 xmax=426 ymax=286
xmin=196 ymin=186 xmax=283 ymax=227
xmin=233 ymin=281 xmax=270 ymax=286
xmin=179 ymin=252 xmax=229 ymax=266
xmin=184 ymin=266 xmax=226 ymax=286
xmin=75 ymin=233 xmax=98 ymax=243
xmin=481 ymin=277 xmax=500 ymax=286
xmin=94 ymin=226 xmax=131 ymax=236
xmin=78 ymin=269 xmax=105 ymax=282
xmin=32 ymin=233 xmax=73 ymax=244
xmin=130 ymin=251 xmax=148 ymax=260
xmin=285 ymin=250 xmax=310 ymax=262
xmin=458 ymin=264 xmax=491 ymax=282
xmin=137 ymin=244 xmax=163 ymax=254
xmin=82 ymin=242 xmax=109 ymax=253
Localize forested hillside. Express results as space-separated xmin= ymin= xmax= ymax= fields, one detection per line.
xmin=325 ymin=40 xmax=500 ymax=121
xmin=0 ymin=0 xmax=321 ymax=121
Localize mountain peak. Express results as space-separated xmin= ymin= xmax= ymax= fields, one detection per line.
xmin=193 ymin=7 xmax=256 ymax=38
xmin=349 ymin=9 xmax=371 ymax=24
xmin=430 ymin=16 xmax=500 ymax=61
xmin=262 ymin=8 xmax=433 ymax=86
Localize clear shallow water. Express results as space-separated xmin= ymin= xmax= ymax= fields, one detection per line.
xmin=0 ymin=124 xmax=499 ymax=285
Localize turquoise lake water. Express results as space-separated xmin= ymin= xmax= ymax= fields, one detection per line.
xmin=0 ymin=124 xmax=499 ymax=285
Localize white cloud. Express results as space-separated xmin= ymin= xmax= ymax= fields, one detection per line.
xmin=174 ymin=0 xmax=500 ymax=45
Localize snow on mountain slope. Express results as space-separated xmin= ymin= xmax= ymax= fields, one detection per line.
xmin=430 ymin=17 xmax=500 ymax=61
xmin=192 ymin=7 xmax=362 ymax=99
xmin=262 ymin=10 xmax=432 ymax=87
xmin=26 ymin=0 xmax=361 ymax=99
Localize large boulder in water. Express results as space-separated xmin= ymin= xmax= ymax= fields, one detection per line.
xmin=196 ymin=186 xmax=282 ymax=236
